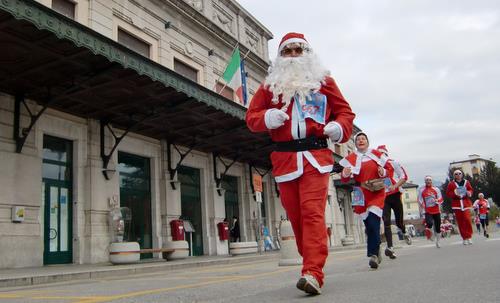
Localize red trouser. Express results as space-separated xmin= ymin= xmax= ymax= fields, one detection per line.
xmin=278 ymin=158 xmax=329 ymax=286
xmin=454 ymin=209 xmax=473 ymax=240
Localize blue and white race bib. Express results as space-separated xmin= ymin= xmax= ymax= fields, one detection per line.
xmin=479 ymin=214 xmax=487 ymax=220
xmin=424 ymin=196 xmax=437 ymax=207
xmin=352 ymin=186 xmax=365 ymax=207
xmin=384 ymin=178 xmax=393 ymax=192
xmin=456 ymin=186 xmax=467 ymax=197
xmin=295 ymin=93 xmax=327 ymax=124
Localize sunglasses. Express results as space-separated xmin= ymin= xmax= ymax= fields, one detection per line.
xmin=281 ymin=47 xmax=304 ymax=56
xmin=454 ymin=172 xmax=462 ymax=176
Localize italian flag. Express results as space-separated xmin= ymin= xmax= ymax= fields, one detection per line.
xmin=222 ymin=47 xmax=244 ymax=104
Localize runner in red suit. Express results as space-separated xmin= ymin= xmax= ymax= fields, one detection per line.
xmin=246 ymin=32 xmax=355 ymax=295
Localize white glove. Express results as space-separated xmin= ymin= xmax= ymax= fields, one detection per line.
xmin=323 ymin=121 xmax=342 ymax=142
xmin=264 ymin=109 xmax=289 ymax=129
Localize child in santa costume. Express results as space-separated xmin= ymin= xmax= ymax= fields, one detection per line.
xmin=246 ymin=32 xmax=355 ymax=295
xmin=376 ymin=145 xmax=410 ymax=259
xmin=473 ymin=193 xmax=490 ymax=238
xmin=417 ymin=176 xmax=443 ymax=248
xmin=446 ymin=170 xmax=474 ymax=245
xmin=340 ymin=132 xmax=390 ymax=269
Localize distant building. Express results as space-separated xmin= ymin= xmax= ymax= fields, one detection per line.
xmin=449 ymin=154 xmax=494 ymax=177
xmin=401 ymin=182 xmax=420 ymax=220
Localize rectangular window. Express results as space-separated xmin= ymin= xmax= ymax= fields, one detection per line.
xmin=405 ymin=193 xmax=410 ymax=199
xmin=118 ymin=28 xmax=150 ymax=58
xmin=174 ymin=59 xmax=198 ymax=82
xmin=406 ymin=202 xmax=411 ymax=209
xmin=215 ymin=82 xmax=234 ymax=100
xmin=52 ymin=0 xmax=75 ymax=19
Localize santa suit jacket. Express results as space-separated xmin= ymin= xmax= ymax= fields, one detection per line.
xmin=385 ymin=159 xmax=408 ymax=196
xmin=417 ymin=186 xmax=443 ymax=215
xmin=473 ymin=198 xmax=490 ymax=215
xmin=446 ymin=180 xmax=473 ymax=211
xmin=339 ymin=149 xmax=390 ymax=219
xmin=246 ymin=76 xmax=355 ymax=183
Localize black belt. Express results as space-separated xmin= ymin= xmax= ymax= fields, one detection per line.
xmin=274 ymin=137 xmax=328 ymax=152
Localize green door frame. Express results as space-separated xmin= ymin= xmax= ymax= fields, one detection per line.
xmin=42 ymin=135 xmax=73 ymax=265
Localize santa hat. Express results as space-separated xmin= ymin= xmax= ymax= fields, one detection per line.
xmin=376 ymin=145 xmax=389 ymax=155
xmin=424 ymin=175 xmax=432 ymax=181
xmin=278 ymin=32 xmax=310 ymax=54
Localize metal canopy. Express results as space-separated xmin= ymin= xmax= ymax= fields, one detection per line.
xmin=0 ymin=0 xmax=273 ymax=169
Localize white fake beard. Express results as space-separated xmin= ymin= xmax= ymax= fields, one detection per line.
xmin=264 ymin=52 xmax=329 ymax=110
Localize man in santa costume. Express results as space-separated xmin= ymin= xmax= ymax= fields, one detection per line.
xmin=246 ymin=32 xmax=355 ymax=295
xmin=376 ymin=145 xmax=410 ymax=259
xmin=473 ymin=193 xmax=490 ymax=238
xmin=417 ymin=176 xmax=443 ymax=248
xmin=446 ymin=169 xmax=474 ymax=245
xmin=340 ymin=133 xmax=391 ymax=269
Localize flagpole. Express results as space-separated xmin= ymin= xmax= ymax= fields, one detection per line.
xmin=217 ymin=48 xmax=251 ymax=94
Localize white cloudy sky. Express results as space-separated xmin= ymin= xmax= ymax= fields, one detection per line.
xmin=238 ymin=0 xmax=500 ymax=185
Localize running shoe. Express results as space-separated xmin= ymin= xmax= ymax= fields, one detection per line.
xmin=404 ymin=234 xmax=412 ymax=245
xmin=385 ymin=247 xmax=397 ymax=259
xmin=296 ymin=274 xmax=321 ymax=295
xmin=369 ymin=255 xmax=379 ymax=269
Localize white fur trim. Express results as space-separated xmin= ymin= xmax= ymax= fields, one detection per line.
xmin=291 ymin=101 xmax=299 ymax=139
xmin=275 ymin=152 xmax=304 ymax=183
xmin=357 ymin=206 xmax=383 ymax=220
xmin=278 ymin=37 xmax=309 ymax=53
xmin=303 ymin=151 xmax=333 ymax=173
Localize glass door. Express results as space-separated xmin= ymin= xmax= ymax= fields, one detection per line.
xmin=118 ymin=152 xmax=152 ymax=259
xmin=178 ymin=166 xmax=204 ymax=256
xmin=42 ymin=135 xmax=73 ymax=265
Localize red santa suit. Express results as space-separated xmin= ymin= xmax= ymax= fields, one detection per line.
xmin=246 ymin=58 xmax=354 ymax=286
xmin=473 ymin=198 xmax=490 ymax=215
xmin=339 ymin=149 xmax=390 ymax=219
xmin=417 ymin=186 xmax=443 ymax=215
xmin=385 ymin=160 xmax=408 ymax=195
xmin=446 ymin=180 xmax=474 ymax=240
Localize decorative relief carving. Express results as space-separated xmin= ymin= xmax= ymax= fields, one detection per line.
xmin=245 ymin=29 xmax=261 ymax=54
xmin=211 ymin=2 xmax=234 ymax=34
xmin=185 ymin=41 xmax=194 ymax=56
xmin=185 ymin=0 xmax=203 ymax=11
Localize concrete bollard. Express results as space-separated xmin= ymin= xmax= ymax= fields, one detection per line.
xmin=162 ymin=240 xmax=190 ymax=260
xmin=278 ymin=220 xmax=302 ymax=266
xmin=109 ymin=242 xmax=140 ymax=264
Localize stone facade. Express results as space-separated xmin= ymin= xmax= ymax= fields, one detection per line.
xmin=0 ymin=0 xmax=363 ymax=269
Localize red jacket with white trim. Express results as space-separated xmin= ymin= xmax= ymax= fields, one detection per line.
xmin=385 ymin=159 xmax=408 ymax=196
xmin=246 ymin=76 xmax=355 ymax=183
xmin=340 ymin=149 xmax=390 ymax=217
xmin=473 ymin=198 xmax=490 ymax=215
xmin=417 ymin=185 xmax=443 ymax=215
xmin=446 ymin=180 xmax=473 ymax=211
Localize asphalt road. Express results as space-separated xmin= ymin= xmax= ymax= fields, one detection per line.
xmin=1 ymin=233 xmax=499 ymax=303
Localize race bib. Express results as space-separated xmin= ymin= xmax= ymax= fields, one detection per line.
xmin=424 ymin=196 xmax=437 ymax=207
xmin=384 ymin=178 xmax=393 ymax=192
xmin=352 ymin=186 xmax=365 ymax=207
xmin=296 ymin=93 xmax=327 ymax=124
xmin=456 ymin=186 xmax=467 ymax=197
xmin=479 ymin=214 xmax=487 ymax=220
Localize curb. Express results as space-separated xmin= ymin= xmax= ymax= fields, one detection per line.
xmin=0 ymin=253 xmax=280 ymax=288
xmin=0 ymin=243 xmax=370 ymax=288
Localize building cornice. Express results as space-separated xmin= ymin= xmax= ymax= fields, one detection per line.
xmin=0 ymin=0 xmax=248 ymax=119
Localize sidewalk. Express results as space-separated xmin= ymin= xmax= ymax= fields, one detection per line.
xmin=0 ymin=244 xmax=366 ymax=289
